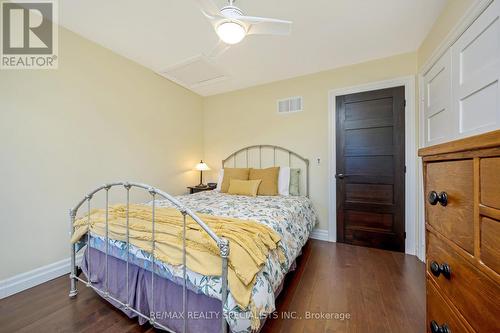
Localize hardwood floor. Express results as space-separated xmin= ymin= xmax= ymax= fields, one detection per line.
xmin=0 ymin=240 xmax=425 ymax=333
xmin=262 ymin=240 xmax=425 ymax=333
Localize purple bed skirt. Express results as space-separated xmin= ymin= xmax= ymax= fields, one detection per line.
xmin=81 ymin=247 xmax=297 ymax=333
xmin=81 ymin=247 xmax=221 ymax=332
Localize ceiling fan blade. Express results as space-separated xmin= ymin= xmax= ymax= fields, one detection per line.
xmin=206 ymin=40 xmax=231 ymax=59
xmin=193 ymin=0 xmax=221 ymax=17
xmin=238 ymin=16 xmax=292 ymax=36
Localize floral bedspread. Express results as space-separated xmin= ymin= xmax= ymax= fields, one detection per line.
xmin=88 ymin=191 xmax=317 ymax=332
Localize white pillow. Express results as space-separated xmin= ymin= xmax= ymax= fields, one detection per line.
xmin=278 ymin=166 xmax=290 ymax=196
xmin=215 ymin=169 xmax=224 ymax=192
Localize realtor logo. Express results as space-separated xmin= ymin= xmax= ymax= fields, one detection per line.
xmin=1 ymin=0 xmax=58 ymax=69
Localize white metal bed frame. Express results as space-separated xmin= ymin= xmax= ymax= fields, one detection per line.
xmin=68 ymin=145 xmax=309 ymax=333
xmin=68 ymin=182 xmax=229 ymax=333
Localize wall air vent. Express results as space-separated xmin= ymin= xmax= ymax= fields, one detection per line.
xmin=277 ymin=96 xmax=303 ymax=114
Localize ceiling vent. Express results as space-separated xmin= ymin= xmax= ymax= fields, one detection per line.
xmin=277 ymin=96 xmax=303 ymax=114
xmin=158 ymin=55 xmax=227 ymax=89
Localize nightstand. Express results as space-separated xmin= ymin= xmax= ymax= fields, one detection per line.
xmin=187 ymin=184 xmax=216 ymax=194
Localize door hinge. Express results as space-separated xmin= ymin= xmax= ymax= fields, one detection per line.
xmin=403 ymin=99 xmax=406 ymax=107
xmin=404 ymin=232 xmax=407 ymax=239
xmin=404 ymin=165 xmax=406 ymax=173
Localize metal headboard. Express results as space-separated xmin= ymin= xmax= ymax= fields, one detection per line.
xmin=221 ymin=145 xmax=310 ymax=197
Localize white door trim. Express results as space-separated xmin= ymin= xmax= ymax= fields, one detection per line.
xmin=327 ymin=76 xmax=420 ymax=258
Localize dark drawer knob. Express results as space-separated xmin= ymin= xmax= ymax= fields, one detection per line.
xmin=428 ymin=191 xmax=448 ymax=206
xmin=428 ymin=191 xmax=439 ymax=205
xmin=430 ymin=320 xmax=451 ymax=333
xmin=438 ymin=191 xmax=448 ymax=206
xmin=430 ymin=261 xmax=451 ymax=279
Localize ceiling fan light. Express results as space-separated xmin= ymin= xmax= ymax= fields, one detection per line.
xmin=216 ymin=21 xmax=246 ymax=45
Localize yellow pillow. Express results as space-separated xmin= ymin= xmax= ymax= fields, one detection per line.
xmin=227 ymin=179 xmax=262 ymax=197
xmin=249 ymin=167 xmax=280 ymax=196
xmin=221 ymin=168 xmax=250 ymax=193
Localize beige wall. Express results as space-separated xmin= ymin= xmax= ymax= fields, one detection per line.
xmin=0 ymin=27 xmax=203 ymax=280
xmin=418 ymin=0 xmax=475 ymax=68
xmin=202 ymin=52 xmax=418 ymax=231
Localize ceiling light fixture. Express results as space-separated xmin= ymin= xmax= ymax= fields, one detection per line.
xmin=216 ymin=21 xmax=246 ymax=45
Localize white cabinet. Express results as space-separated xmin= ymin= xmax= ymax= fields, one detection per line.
xmin=423 ymin=49 xmax=452 ymax=146
xmin=422 ymin=0 xmax=500 ymax=146
xmin=452 ymin=0 xmax=500 ymax=138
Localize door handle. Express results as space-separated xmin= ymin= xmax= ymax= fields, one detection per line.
xmin=335 ymin=173 xmax=356 ymax=179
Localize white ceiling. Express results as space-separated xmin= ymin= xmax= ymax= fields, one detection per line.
xmin=60 ymin=0 xmax=447 ymax=96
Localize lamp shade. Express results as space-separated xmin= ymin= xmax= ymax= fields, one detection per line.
xmin=195 ymin=160 xmax=210 ymax=171
xmin=216 ymin=21 xmax=246 ymax=45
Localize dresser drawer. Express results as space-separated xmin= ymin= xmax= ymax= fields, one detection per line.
xmin=481 ymin=157 xmax=500 ymax=210
xmin=480 ymin=217 xmax=500 ymax=275
xmin=425 ymin=160 xmax=474 ymax=254
xmin=427 ymin=232 xmax=500 ymax=332
xmin=427 ymin=280 xmax=473 ymax=333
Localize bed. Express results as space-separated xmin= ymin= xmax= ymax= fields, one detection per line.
xmin=68 ymin=145 xmax=318 ymax=333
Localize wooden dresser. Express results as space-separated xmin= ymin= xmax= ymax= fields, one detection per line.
xmin=419 ymin=130 xmax=500 ymax=333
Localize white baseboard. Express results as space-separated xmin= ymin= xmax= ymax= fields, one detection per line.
xmin=309 ymin=228 xmax=329 ymax=241
xmin=0 ymin=253 xmax=83 ymax=299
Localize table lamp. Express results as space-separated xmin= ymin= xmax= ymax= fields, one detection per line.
xmin=195 ymin=160 xmax=210 ymax=188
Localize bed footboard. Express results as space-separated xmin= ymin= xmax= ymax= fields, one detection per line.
xmin=68 ymin=182 xmax=229 ymax=333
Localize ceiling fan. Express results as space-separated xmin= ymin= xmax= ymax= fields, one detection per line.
xmin=194 ymin=0 xmax=292 ymax=54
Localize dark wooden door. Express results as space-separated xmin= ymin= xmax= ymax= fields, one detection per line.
xmin=336 ymin=86 xmax=405 ymax=252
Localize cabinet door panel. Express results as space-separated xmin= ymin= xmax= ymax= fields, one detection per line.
xmin=452 ymin=0 xmax=500 ymax=138
xmin=424 ymin=49 xmax=452 ymax=146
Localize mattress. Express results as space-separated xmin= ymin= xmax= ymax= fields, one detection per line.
xmin=80 ymin=191 xmax=318 ymax=332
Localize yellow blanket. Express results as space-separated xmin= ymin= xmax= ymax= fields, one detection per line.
xmin=70 ymin=204 xmax=284 ymax=308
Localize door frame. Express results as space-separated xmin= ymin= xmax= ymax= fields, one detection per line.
xmin=327 ymin=76 xmax=421 ymax=258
